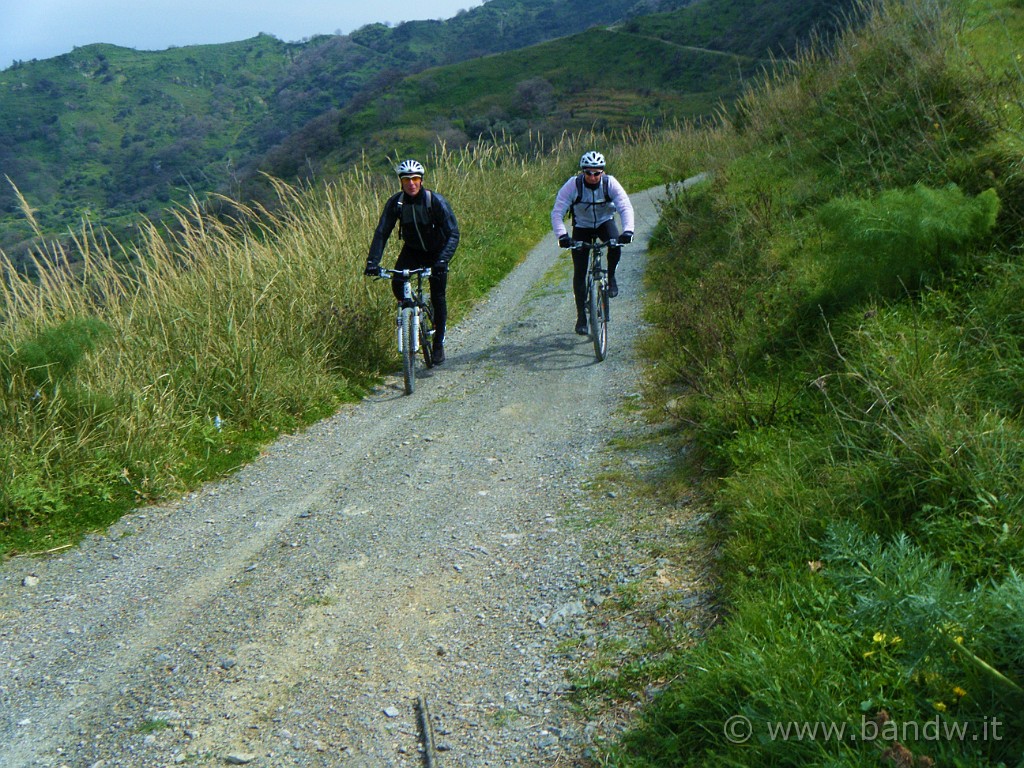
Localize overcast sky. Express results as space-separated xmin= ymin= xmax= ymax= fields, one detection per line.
xmin=1 ymin=0 xmax=483 ymax=68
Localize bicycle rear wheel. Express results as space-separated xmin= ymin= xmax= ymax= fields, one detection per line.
xmin=589 ymin=281 xmax=608 ymax=362
xmin=420 ymin=303 xmax=434 ymax=369
xmin=401 ymin=306 xmax=416 ymax=394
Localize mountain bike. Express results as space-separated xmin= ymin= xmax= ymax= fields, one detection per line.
xmin=376 ymin=267 xmax=435 ymax=394
xmin=574 ymin=239 xmax=620 ymax=362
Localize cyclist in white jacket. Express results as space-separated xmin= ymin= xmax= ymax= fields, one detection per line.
xmin=551 ymin=151 xmax=635 ymax=335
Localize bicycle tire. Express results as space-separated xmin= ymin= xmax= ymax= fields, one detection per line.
xmin=589 ymin=280 xmax=608 ymax=362
xmin=420 ymin=303 xmax=434 ymax=369
xmin=401 ymin=306 xmax=416 ymax=394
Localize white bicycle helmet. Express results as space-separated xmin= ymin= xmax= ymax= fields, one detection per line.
xmin=579 ymin=151 xmax=606 ymax=169
xmin=396 ymin=159 xmax=425 ymax=178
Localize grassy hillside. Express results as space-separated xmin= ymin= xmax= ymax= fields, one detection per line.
xmin=630 ymin=0 xmax=856 ymax=56
xmin=325 ymin=29 xmax=751 ymax=167
xmin=263 ymin=0 xmax=860 ymax=186
xmin=578 ymin=0 xmax=1024 ymax=765
xmin=0 ymin=0 xmax=855 ymax=266
xmin=0 ymin=35 xmax=307 ymax=258
xmin=0 ymin=30 xmax=429 ymax=250
xmin=342 ymin=0 xmax=694 ymax=65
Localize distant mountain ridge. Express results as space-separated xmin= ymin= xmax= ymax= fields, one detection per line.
xmin=0 ymin=0 xmax=853 ymax=264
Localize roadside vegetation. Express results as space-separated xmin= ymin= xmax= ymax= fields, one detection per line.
xmin=586 ymin=0 xmax=1024 ymax=765
xmin=4 ymin=0 xmax=1023 ymax=764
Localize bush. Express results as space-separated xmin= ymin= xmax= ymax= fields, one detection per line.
xmin=6 ymin=316 xmax=111 ymax=390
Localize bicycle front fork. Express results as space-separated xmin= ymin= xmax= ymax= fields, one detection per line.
xmin=396 ymin=308 xmax=420 ymax=352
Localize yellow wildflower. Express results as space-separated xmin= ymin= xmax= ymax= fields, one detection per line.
xmin=934 ymin=701 xmax=947 ymax=712
xmin=952 ymin=686 xmax=967 ymax=698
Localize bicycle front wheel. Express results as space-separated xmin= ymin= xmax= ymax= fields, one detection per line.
xmin=589 ymin=281 xmax=608 ymax=362
xmin=401 ymin=306 xmax=416 ymax=394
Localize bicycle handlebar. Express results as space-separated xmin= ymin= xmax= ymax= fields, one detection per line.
xmin=570 ymin=239 xmax=621 ymax=250
xmin=375 ymin=267 xmax=433 ymax=279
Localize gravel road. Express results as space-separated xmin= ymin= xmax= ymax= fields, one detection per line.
xmin=0 ymin=182 xmax=713 ymax=768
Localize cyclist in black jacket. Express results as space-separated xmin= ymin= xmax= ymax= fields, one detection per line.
xmin=366 ymin=159 xmax=460 ymax=364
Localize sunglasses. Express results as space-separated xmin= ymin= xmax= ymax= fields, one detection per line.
xmin=583 ymin=170 xmax=603 ymax=177
xmin=401 ymin=175 xmax=423 ymax=181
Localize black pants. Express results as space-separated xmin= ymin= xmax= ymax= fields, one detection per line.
xmin=391 ymin=247 xmax=447 ymax=343
xmin=571 ymin=222 xmax=621 ymax=315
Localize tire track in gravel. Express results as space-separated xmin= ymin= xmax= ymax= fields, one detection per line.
xmin=0 ymin=181 xmax=697 ymax=767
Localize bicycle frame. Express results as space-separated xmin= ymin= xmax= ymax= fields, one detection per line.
xmin=376 ymin=267 xmax=434 ymax=393
xmin=381 ymin=267 xmax=429 ymax=331
xmin=384 ymin=266 xmax=431 ymax=309
xmin=572 ymin=239 xmax=618 ymax=362
xmin=572 ymin=238 xmax=617 ymax=277
xmin=584 ymin=243 xmax=608 ymax=293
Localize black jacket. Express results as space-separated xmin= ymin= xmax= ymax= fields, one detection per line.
xmin=367 ymin=189 xmax=460 ymax=267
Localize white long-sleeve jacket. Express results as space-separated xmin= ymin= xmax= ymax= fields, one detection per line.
xmin=550 ymin=173 xmax=635 ymax=237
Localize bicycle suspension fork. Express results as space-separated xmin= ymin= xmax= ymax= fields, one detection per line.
xmin=396 ymin=280 xmax=420 ymax=353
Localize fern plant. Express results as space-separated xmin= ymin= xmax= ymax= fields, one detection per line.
xmin=823 ymin=521 xmax=1024 ymax=702
xmin=815 ymin=184 xmax=1000 ymax=312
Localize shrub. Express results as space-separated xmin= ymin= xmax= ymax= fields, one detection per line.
xmin=6 ymin=316 xmax=111 ymax=390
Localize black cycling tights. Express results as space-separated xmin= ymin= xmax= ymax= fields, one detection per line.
xmin=570 ymin=223 xmax=621 ymax=313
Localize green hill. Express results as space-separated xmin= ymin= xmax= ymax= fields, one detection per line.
xmin=327 ymin=30 xmax=752 ymax=161
xmin=0 ymin=0 xmax=852 ymax=265
xmin=1 ymin=35 xmax=302 ymax=259
xmin=0 ymin=0 xmax=691 ymax=261
xmin=254 ymin=0 xmax=860 ymax=193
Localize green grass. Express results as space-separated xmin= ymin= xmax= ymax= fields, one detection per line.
xmin=136 ymin=718 xmax=171 ymax=734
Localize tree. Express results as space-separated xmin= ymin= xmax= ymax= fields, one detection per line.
xmin=514 ymin=77 xmax=555 ymax=116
